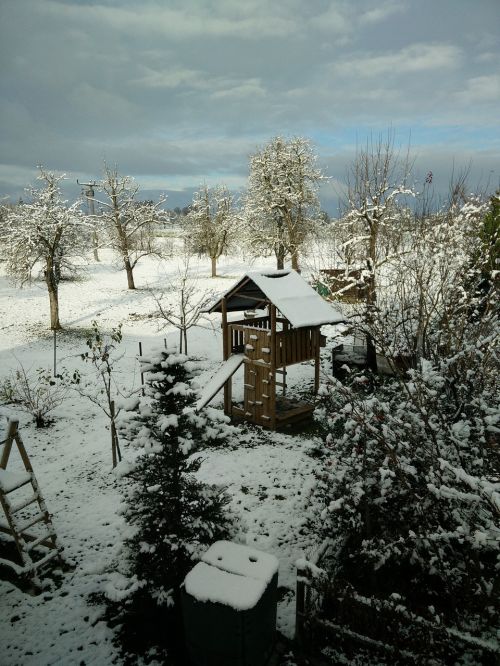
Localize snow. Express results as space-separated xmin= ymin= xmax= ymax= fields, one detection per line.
xmin=248 ymin=270 xmax=344 ymax=328
xmin=0 ymin=469 xmax=31 ymax=493
xmin=195 ymin=353 xmax=244 ymax=411
xmin=0 ymin=250 xmax=329 ymax=663
xmin=201 ymin=540 xmax=279 ymax=584
xmin=208 ymin=269 xmax=344 ymax=328
xmin=184 ymin=561 xmax=267 ymax=611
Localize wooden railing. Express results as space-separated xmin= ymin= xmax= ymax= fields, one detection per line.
xmin=228 ymin=322 xmax=319 ymax=365
xmin=276 ymin=328 xmax=318 ymax=366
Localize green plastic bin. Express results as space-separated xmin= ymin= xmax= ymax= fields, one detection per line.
xmin=182 ymin=541 xmax=279 ymax=666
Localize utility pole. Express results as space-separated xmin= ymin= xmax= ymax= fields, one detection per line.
xmin=77 ymin=179 xmax=99 ymax=261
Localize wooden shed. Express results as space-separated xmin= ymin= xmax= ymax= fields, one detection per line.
xmin=196 ymin=270 xmax=343 ymax=430
xmin=318 ymin=268 xmax=367 ymax=303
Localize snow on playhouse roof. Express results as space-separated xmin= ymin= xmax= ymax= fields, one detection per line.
xmin=205 ymin=269 xmax=344 ymax=329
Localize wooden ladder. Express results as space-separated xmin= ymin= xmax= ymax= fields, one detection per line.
xmin=0 ymin=418 xmax=63 ymax=580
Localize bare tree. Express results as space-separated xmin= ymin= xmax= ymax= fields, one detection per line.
xmin=0 ymin=168 xmax=85 ymax=329
xmin=344 ymin=132 xmax=415 ymax=370
xmin=244 ymin=136 xmax=323 ymax=270
xmin=95 ymin=165 xmax=166 ymax=289
xmin=73 ymin=321 xmax=126 ymax=468
xmin=184 ymin=184 xmax=235 ymax=277
xmin=153 ymin=254 xmax=213 ymax=354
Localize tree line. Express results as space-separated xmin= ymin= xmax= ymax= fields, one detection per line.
xmin=0 ymin=134 xmax=498 ymax=338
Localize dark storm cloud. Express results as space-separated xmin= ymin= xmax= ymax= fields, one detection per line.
xmin=1 ymin=0 xmax=499 ymax=210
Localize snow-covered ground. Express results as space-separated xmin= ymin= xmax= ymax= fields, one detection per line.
xmin=0 ymin=251 xmax=338 ymax=665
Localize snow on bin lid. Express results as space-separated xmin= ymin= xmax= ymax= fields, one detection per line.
xmin=201 ymin=540 xmax=279 ymax=584
xmin=0 ymin=469 xmax=31 ymax=493
xmin=184 ymin=562 xmax=267 ymax=611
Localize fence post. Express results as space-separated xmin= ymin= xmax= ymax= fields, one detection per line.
xmin=138 ymin=341 xmax=145 ymax=396
xmin=295 ymin=564 xmax=307 ymax=648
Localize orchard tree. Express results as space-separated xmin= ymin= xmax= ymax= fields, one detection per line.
xmin=185 ymin=184 xmax=235 ymax=277
xmin=244 ymin=136 xmax=323 ymax=270
xmin=0 ymin=168 xmax=85 ymax=329
xmin=95 ymin=165 xmax=166 ymax=289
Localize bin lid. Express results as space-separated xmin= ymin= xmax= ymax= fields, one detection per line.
xmin=201 ymin=540 xmax=279 ymax=584
xmin=184 ymin=562 xmax=267 ymax=611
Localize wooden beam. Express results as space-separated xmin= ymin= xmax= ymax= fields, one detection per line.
xmin=314 ymin=328 xmax=321 ymax=394
xmin=221 ymin=297 xmax=231 ymax=415
xmin=270 ymin=304 xmax=277 ymax=430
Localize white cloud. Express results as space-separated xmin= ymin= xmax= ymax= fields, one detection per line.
xmin=131 ymin=67 xmax=207 ymax=90
xmin=455 ymin=74 xmax=500 ymax=104
xmin=211 ymin=79 xmax=266 ymax=100
xmin=332 ymin=43 xmax=462 ymax=78
xmin=359 ymin=1 xmax=407 ymax=24
xmin=39 ymin=0 xmax=299 ymax=40
xmin=309 ymin=4 xmax=351 ymax=34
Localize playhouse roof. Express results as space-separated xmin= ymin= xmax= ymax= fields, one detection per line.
xmin=205 ymin=269 xmax=344 ymax=328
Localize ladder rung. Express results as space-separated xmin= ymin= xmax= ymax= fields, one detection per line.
xmin=29 ymin=548 xmax=60 ymax=571
xmin=275 ymin=381 xmax=287 ymax=387
xmin=25 ymin=532 xmax=56 ymax=552
xmin=244 ymin=384 xmax=255 ymax=389
xmin=17 ymin=512 xmax=46 ymax=534
xmin=10 ymin=493 xmax=39 ymax=514
xmin=0 ymin=470 xmax=32 ymax=494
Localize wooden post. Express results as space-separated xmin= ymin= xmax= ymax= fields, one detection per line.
xmin=221 ymin=297 xmax=228 ymax=361
xmin=110 ymin=400 xmax=121 ymax=468
xmin=0 ymin=419 xmax=16 ymax=469
xmin=295 ymin=564 xmax=307 ymax=647
xmin=53 ymin=329 xmax=57 ymax=377
xmin=270 ymin=304 xmax=277 ymax=430
xmin=139 ymin=341 xmax=145 ymax=396
xmin=221 ymin=297 xmax=231 ymax=415
xmin=314 ymin=328 xmax=321 ymax=394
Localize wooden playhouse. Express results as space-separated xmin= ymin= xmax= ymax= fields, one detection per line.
xmin=196 ymin=270 xmax=343 ymax=429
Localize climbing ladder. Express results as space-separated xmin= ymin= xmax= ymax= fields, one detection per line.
xmin=0 ymin=418 xmax=63 ymax=579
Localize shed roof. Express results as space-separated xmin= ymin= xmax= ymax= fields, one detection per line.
xmin=205 ymin=269 xmax=344 ymax=328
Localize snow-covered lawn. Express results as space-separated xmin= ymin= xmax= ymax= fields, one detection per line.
xmin=0 ymin=251 xmax=332 ymax=665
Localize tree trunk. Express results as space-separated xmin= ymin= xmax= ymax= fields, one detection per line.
xmin=93 ymin=230 xmax=100 ymax=262
xmin=211 ymin=255 xmax=217 ymax=278
xmin=46 ymin=260 xmax=61 ymax=330
xmin=276 ymin=242 xmax=286 ymax=270
xmin=291 ymin=249 xmax=300 ymax=272
xmin=365 ymin=227 xmax=378 ymax=373
xmin=124 ymin=255 xmax=136 ymax=289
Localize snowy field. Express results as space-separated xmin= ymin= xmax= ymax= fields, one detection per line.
xmin=0 ymin=250 xmax=339 ymax=665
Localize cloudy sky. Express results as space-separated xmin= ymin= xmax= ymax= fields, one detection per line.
xmin=1 ymin=0 xmax=499 ymax=212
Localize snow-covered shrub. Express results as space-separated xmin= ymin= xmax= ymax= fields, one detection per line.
xmin=109 ymin=348 xmax=236 ymax=663
xmin=311 ymin=361 xmax=499 ymax=663
xmin=309 ymin=216 xmax=499 ymax=663
xmin=0 ymin=364 xmax=69 ymax=427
